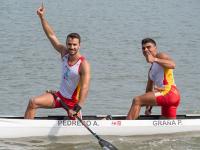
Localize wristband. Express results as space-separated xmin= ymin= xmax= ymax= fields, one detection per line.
xmin=73 ymin=104 xmax=82 ymax=113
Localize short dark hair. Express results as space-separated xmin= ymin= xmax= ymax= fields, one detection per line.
xmin=67 ymin=33 xmax=81 ymax=43
xmin=141 ymin=38 xmax=156 ymax=46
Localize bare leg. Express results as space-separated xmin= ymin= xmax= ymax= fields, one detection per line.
xmin=24 ymin=93 xmax=55 ymax=119
xmin=127 ymin=92 xmax=157 ymax=120
xmin=126 ymin=97 xmax=141 ymax=120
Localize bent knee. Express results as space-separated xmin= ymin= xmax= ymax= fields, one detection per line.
xmin=28 ymin=97 xmax=38 ymax=109
xmin=132 ymin=96 xmax=141 ymax=105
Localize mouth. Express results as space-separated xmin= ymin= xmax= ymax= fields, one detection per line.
xmin=69 ymin=49 xmax=75 ymax=52
xmin=68 ymin=49 xmax=77 ymax=55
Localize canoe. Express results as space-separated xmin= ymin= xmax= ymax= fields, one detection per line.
xmin=1 ymin=114 xmax=200 ymax=138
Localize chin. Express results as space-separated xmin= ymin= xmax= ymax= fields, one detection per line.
xmin=69 ymin=52 xmax=77 ymax=56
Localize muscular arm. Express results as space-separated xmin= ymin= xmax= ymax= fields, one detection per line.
xmin=37 ymin=5 xmax=67 ymax=57
xmin=145 ymin=71 xmax=153 ymax=113
xmin=146 ymin=74 xmax=153 ymax=93
xmin=155 ymin=52 xmax=176 ymax=69
xmin=77 ymin=60 xmax=91 ymax=107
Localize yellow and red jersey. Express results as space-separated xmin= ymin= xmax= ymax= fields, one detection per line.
xmin=149 ymin=62 xmax=175 ymax=95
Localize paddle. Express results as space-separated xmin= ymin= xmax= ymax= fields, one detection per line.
xmin=59 ymin=100 xmax=118 ymax=150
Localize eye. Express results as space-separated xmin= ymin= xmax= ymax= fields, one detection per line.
xmin=147 ymin=46 xmax=151 ymax=49
xmin=142 ymin=46 xmax=152 ymax=50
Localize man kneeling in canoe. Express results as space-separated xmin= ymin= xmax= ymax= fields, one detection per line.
xmin=127 ymin=38 xmax=180 ymax=119
xmin=24 ymin=4 xmax=90 ymax=120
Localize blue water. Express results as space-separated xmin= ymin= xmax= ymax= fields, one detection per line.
xmin=0 ymin=0 xmax=200 ymax=149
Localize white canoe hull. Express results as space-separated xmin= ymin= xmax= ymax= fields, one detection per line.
xmin=1 ymin=114 xmax=200 ymax=138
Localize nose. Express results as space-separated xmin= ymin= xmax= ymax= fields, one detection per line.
xmin=142 ymin=48 xmax=149 ymax=56
xmin=143 ymin=48 xmax=148 ymax=54
xmin=68 ymin=44 xmax=74 ymax=49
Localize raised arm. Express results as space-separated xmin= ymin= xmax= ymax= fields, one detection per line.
xmin=37 ymin=4 xmax=67 ymax=57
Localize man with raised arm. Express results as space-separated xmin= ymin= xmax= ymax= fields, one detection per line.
xmin=127 ymin=38 xmax=180 ymax=119
xmin=24 ymin=4 xmax=90 ymax=120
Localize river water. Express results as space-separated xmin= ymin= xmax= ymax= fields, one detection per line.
xmin=0 ymin=0 xmax=200 ymax=149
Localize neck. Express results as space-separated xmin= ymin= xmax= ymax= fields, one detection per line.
xmin=68 ymin=53 xmax=81 ymax=62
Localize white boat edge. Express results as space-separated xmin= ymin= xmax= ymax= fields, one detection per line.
xmin=0 ymin=114 xmax=200 ymax=138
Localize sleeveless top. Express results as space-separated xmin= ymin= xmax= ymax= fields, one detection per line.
xmin=149 ymin=62 xmax=175 ymax=95
xmin=59 ymin=54 xmax=84 ymax=102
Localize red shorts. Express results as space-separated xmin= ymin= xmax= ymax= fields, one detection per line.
xmin=52 ymin=91 xmax=79 ymax=120
xmin=155 ymin=86 xmax=180 ymax=119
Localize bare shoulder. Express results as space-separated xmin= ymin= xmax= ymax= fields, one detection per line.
xmin=156 ymin=52 xmax=172 ymax=60
xmin=60 ymin=45 xmax=68 ymax=58
xmin=80 ymin=58 xmax=90 ymax=74
xmin=81 ymin=59 xmax=90 ymax=69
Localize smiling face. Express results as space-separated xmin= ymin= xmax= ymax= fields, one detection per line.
xmin=142 ymin=42 xmax=157 ymax=57
xmin=66 ymin=37 xmax=80 ymax=56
